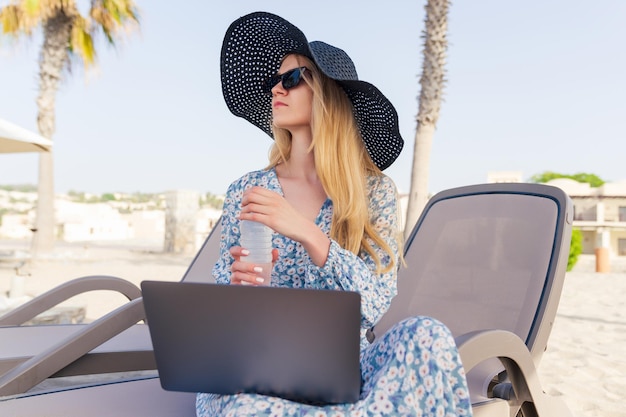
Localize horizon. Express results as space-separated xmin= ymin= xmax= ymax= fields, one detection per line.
xmin=2 ymin=170 xmax=622 ymax=198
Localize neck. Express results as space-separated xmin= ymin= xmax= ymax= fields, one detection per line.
xmin=289 ymin=130 xmax=315 ymax=173
xmin=283 ymin=130 xmax=317 ymax=180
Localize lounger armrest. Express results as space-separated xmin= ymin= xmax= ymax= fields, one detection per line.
xmin=0 ymin=276 xmax=142 ymax=326
xmin=456 ymin=329 xmax=572 ymax=417
xmin=0 ymin=297 xmax=147 ymax=396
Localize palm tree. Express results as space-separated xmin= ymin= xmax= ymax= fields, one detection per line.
xmin=404 ymin=0 xmax=450 ymax=238
xmin=0 ymin=0 xmax=139 ymax=256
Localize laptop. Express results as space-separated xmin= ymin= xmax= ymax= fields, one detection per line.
xmin=141 ymin=281 xmax=362 ymax=405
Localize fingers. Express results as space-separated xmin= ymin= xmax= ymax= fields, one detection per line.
xmin=229 ymin=245 xmax=249 ymax=261
xmin=240 ymin=187 xmax=278 ymax=217
xmin=229 ymin=244 xmax=270 ymax=285
xmin=241 ymin=186 xmax=268 ymax=206
xmin=230 ymin=269 xmax=267 ymax=286
xmin=240 ymin=187 xmax=299 ymax=237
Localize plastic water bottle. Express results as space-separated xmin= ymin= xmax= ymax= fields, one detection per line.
xmin=240 ymin=220 xmax=273 ymax=285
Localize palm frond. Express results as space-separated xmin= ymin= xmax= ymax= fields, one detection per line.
xmin=0 ymin=4 xmax=28 ymax=34
xmin=69 ymin=14 xmax=96 ymax=66
xmin=90 ymin=0 xmax=139 ymax=44
xmin=25 ymin=0 xmax=78 ymax=21
xmin=23 ymin=0 xmax=41 ymax=17
xmin=0 ymin=1 xmax=50 ymax=34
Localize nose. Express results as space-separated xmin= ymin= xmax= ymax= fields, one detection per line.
xmin=271 ymin=80 xmax=287 ymax=96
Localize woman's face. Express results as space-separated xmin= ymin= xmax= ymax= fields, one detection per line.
xmin=270 ymin=55 xmax=314 ymax=133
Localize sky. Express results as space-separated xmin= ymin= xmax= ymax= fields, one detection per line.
xmin=1 ymin=0 xmax=625 ymax=196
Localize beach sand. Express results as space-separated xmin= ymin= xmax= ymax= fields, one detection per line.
xmin=0 ymin=241 xmax=194 ymax=321
xmin=0 ymin=241 xmax=623 ymax=416
xmin=537 ymin=256 xmax=625 ymax=417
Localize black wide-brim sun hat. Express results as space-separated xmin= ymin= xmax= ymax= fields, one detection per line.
xmin=220 ymin=11 xmax=404 ymax=171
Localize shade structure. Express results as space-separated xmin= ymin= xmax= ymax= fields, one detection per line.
xmin=0 ymin=118 xmax=53 ymax=153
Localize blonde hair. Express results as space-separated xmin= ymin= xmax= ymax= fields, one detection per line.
xmin=267 ymin=55 xmax=401 ymax=273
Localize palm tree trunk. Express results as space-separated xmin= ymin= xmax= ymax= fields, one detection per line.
xmin=31 ymin=11 xmax=72 ymax=256
xmin=404 ymin=0 xmax=449 ymax=238
xmin=405 ymin=122 xmax=435 ymax=234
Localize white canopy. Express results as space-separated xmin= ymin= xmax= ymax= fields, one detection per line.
xmin=0 ymin=118 xmax=53 ymax=153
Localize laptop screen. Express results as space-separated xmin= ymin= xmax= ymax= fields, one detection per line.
xmin=141 ymin=281 xmax=362 ymax=404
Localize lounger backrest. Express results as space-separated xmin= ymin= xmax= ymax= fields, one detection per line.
xmin=180 ymin=219 xmax=222 ymax=283
xmin=371 ymin=183 xmax=572 ymax=385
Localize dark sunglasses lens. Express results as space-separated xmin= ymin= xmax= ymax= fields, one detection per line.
xmin=282 ymin=68 xmax=302 ymax=90
xmin=263 ymin=75 xmax=280 ymax=93
xmin=264 ymin=68 xmax=304 ymax=93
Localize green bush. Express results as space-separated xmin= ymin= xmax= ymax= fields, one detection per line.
xmin=567 ymin=228 xmax=583 ymax=271
xmin=530 ymin=171 xmax=605 ymax=187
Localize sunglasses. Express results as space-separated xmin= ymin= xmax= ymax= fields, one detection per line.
xmin=263 ymin=67 xmax=309 ymax=94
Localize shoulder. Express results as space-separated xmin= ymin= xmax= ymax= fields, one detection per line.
xmin=222 ymin=169 xmax=278 ymax=221
xmin=366 ymin=174 xmax=399 ymax=199
xmin=366 ymin=174 xmax=400 ymax=219
xmin=225 ymin=168 xmax=278 ymax=195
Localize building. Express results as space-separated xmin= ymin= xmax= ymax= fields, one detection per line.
xmin=0 ymin=191 xmax=223 ymax=252
xmin=545 ymin=178 xmax=626 ymax=256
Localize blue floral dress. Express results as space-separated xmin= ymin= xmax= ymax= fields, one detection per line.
xmin=196 ymin=168 xmax=473 ymax=416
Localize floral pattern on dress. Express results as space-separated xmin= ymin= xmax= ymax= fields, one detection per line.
xmin=197 ymin=168 xmax=473 ymax=416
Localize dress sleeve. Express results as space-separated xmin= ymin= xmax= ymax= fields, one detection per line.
xmin=301 ymin=175 xmax=401 ymax=329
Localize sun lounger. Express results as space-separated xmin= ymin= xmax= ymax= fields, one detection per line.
xmin=370 ymin=182 xmax=573 ymax=416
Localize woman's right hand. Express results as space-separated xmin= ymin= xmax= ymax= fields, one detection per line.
xmin=229 ymin=246 xmax=279 ymax=285
xmin=240 ymin=186 xmax=331 ymax=267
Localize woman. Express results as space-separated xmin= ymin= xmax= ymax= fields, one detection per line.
xmin=197 ymin=12 xmax=472 ymax=416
